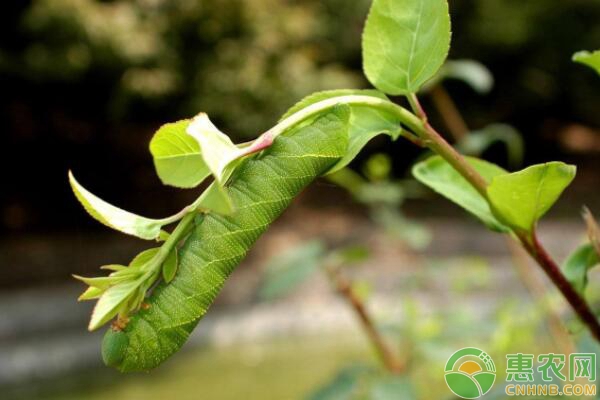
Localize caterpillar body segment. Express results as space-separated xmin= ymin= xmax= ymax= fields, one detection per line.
xmin=102 ymin=107 xmax=350 ymax=371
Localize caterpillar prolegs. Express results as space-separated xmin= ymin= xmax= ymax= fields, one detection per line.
xmin=102 ymin=107 xmax=350 ymax=372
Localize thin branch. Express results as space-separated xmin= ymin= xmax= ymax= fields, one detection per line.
xmin=253 ymin=91 xmax=600 ymax=343
xmin=429 ymin=85 xmax=468 ymax=142
xmin=399 ymin=131 xmax=427 ymax=147
xmin=506 ymin=238 xmax=576 ymax=355
xmin=407 ymin=92 xmax=427 ymax=121
xmin=426 ymin=85 xmax=576 ymax=350
xmin=407 ymin=92 xmax=600 ymax=342
xmin=325 ymin=265 xmax=404 ymax=374
xmin=408 ymin=94 xmax=489 ymax=198
xmin=521 ymin=233 xmax=600 ymax=342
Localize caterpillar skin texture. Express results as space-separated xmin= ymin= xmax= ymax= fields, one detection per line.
xmin=102 ymin=108 xmax=349 ymax=372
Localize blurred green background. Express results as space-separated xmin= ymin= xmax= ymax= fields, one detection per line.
xmin=2 ymin=0 xmax=599 ymax=243
xmin=1 ymin=0 xmax=600 ymax=399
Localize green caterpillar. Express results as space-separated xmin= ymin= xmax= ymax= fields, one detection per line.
xmin=102 ymin=107 xmax=350 ymax=372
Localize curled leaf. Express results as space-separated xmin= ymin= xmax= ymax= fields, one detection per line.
xmin=69 ymin=171 xmax=187 ymax=240
xmin=186 ymin=114 xmax=241 ymax=181
xmin=185 ymin=114 xmax=250 ymax=214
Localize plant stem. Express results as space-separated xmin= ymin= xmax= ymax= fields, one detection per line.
xmin=425 ymin=86 xmax=577 ymax=350
xmin=506 ymin=238 xmax=576 ymax=355
xmin=407 ymin=94 xmax=489 ymax=198
xmin=260 ymin=95 xmax=424 ymax=145
xmin=407 ymin=93 xmax=427 ymax=121
xmin=325 ymin=265 xmax=404 ymax=374
xmin=258 ymin=91 xmax=600 ymax=341
xmin=152 ymin=212 xmax=196 ymax=270
xmin=429 ymin=85 xmax=468 ymax=142
xmin=521 ymin=233 xmax=600 ymax=342
xmin=407 ymin=92 xmax=600 ymax=342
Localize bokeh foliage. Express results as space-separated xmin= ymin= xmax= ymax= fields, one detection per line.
xmin=4 ymin=0 xmax=599 ymax=134
xmin=1 ymin=0 xmax=598 ymax=236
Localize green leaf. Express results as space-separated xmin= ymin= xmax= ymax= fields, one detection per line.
xmin=412 ymin=155 xmax=509 ymax=232
xmin=457 ymin=124 xmax=524 ymax=169
xmin=362 ymin=0 xmax=451 ymax=95
xmin=186 ymin=113 xmax=249 ymax=214
xmin=281 ymin=90 xmax=402 ymax=173
xmin=73 ymin=275 xmax=126 ymax=290
xmin=101 ymin=108 xmax=351 ymax=371
xmin=149 ymin=120 xmax=210 ymax=188
xmin=186 ymin=113 xmax=241 ymax=181
xmin=129 ymin=248 xmax=160 ymax=268
xmin=157 ymin=230 xmax=171 ymax=242
xmin=162 ymin=248 xmax=178 ymax=283
xmin=487 ymin=162 xmax=576 ymax=235
xmin=149 ymin=115 xmax=255 ymax=213
xmin=573 ymin=50 xmax=600 ymax=75
xmin=100 ymin=264 xmax=128 ymax=272
xmin=194 ymin=181 xmax=235 ymax=215
xmin=69 ymin=171 xmax=187 ymax=240
xmin=259 ymin=241 xmax=326 ymax=300
xmin=84 ymin=248 xmax=161 ymax=330
xmin=78 ymin=286 xmax=104 ymax=301
xmin=423 ymin=59 xmax=494 ymax=94
xmin=89 ymin=279 xmax=143 ymax=331
xmin=562 ymin=244 xmax=600 ymax=295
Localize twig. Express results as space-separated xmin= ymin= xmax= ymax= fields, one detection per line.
xmin=506 ymin=238 xmax=576 ymax=355
xmin=408 ymin=94 xmax=489 ymax=197
xmin=429 ymin=87 xmax=576 ymax=350
xmin=407 ymin=93 xmax=600 ymax=342
xmin=521 ymin=233 xmax=600 ymax=342
xmin=429 ymin=85 xmax=468 ymax=142
xmin=324 ymin=265 xmax=404 ymax=374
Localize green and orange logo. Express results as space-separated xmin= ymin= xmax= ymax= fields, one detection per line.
xmin=445 ymin=347 xmax=496 ymax=399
